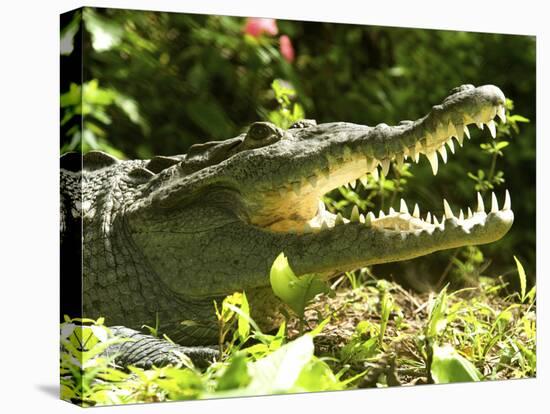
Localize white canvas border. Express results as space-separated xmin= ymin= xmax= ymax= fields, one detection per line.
xmin=0 ymin=1 xmax=545 ymax=413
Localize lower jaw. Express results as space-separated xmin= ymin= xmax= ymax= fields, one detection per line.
xmin=282 ymin=208 xmax=513 ymax=278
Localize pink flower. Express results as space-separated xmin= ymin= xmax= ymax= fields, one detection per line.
xmin=279 ymin=35 xmax=295 ymax=63
xmin=244 ymin=18 xmax=278 ymax=37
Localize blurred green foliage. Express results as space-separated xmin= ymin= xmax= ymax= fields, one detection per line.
xmin=60 ymin=7 xmax=536 ymax=282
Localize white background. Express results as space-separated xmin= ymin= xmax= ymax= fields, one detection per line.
xmin=0 ymin=0 xmax=547 ymax=413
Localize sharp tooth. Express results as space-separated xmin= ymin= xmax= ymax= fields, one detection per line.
xmin=426 ymin=151 xmax=439 ymax=175
xmin=413 ymin=203 xmax=420 ymax=218
xmin=360 ymin=176 xmax=368 ymax=188
xmin=335 ymin=213 xmax=345 ymax=225
xmin=292 ymin=182 xmax=301 ymax=195
xmin=476 ymin=122 xmax=484 ymax=130
xmin=307 ymin=175 xmax=318 ymax=187
xmin=477 ymin=192 xmax=485 ymax=213
xmin=350 ymin=179 xmax=357 ymax=190
xmin=497 ymin=105 xmax=507 ymax=123
xmin=487 ymin=120 xmax=497 ymax=138
xmin=459 ymin=209 xmax=464 ymax=221
xmin=371 ymin=166 xmax=379 ymax=181
xmin=438 ymin=145 xmax=448 ymax=164
xmin=415 ymin=141 xmax=423 ymax=155
xmin=446 ymin=137 xmax=455 ymax=154
xmin=351 ymin=205 xmax=360 ymax=222
xmin=389 ymin=207 xmax=396 ymax=215
xmin=359 ymin=213 xmax=365 ymax=224
xmin=463 ymin=125 xmax=470 ymax=139
xmin=318 ymin=200 xmax=326 ymax=213
xmin=467 ymin=207 xmax=473 ymax=219
xmin=381 ymin=159 xmax=391 ymax=176
xmin=320 ymin=220 xmax=329 ymax=231
xmin=366 ymin=157 xmax=376 ymax=172
xmin=491 ymin=192 xmax=499 ymax=212
xmin=396 ymin=154 xmax=404 ymax=170
xmin=410 ymin=145 xmax=417 ymax=163
xmin=503 ymin=189 xmax=511 ymax=210
xmin=426 ymin=211 xmax=432 ymax=223
xmin=443 ymin=199 xmax=454 ymax=219
xmin=456 ymin=133 xmax=464 ymax=147
xmin=303 ymin=222 xmax=313 ymax=233
xmin=379 ymin=210 xmax=385 ymax=218
xmin=365 ymin=212 xmax=373 ymax=226
xmin=400 ymin=199 xmax=409 ymax=214
xmin=433 ymin=215 xmax=439 ymax=226
xmin=456 ymin=123 xmax=465 ymax=141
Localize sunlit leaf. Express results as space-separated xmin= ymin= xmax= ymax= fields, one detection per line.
xmin=294 ymin=358 xmax=343 ymax=391
xmin=84 ymin=9 xmax=123 ymax=52
xmin=216 ymin=353 xmax=251 ymax=391
xmin=508 ymin=114 xmax=530 ymax=123
xmin=426 ymin=285 xmax=448 ymax=339
xmin=514 ymin=256 xmax=527 ymax=303
xmin=247 ymin=334 xmax=314 ymax=393
xmin=61 ymin=11 xmax=81 ymax=56
xmin=431 ymin=344 xmax=481 ymax=383
xmin=269 ymin=252 xmax=329 ymax=317
xmin=238 ymin=292 xmax=250 ymax=340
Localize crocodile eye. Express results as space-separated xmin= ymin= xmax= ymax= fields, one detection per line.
xmin=242 ymin=122 xmax=283 ymax=150
xmin=247 ymin=123 xmax=274 ymax=141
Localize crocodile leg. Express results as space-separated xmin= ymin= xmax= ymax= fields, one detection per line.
xmin=105 ymin=326 xmax=219 ymax=369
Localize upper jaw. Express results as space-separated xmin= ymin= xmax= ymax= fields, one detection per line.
xmin=244 ymin=84 xmax=507 ymax=233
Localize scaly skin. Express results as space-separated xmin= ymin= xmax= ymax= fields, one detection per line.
xmin=61 ymin=84 xmax=513 ymax=364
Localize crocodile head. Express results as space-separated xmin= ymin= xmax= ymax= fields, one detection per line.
xmin=127 ymin=84 xmax=513 ymax=302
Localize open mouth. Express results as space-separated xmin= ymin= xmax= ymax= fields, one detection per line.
xmin=253 ymin=85 xmax=513 ymax=243
xmin=307 ymin=189 xmax=511 ymax=235
xmin=305 ymin=103 xmax=510 ymax=236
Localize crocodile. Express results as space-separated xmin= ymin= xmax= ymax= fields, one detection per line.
xmin=60 ymin=84 xmax=513 ymax=368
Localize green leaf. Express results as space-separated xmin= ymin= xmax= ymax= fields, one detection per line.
xmin=294 ymin=358 xmax=343 ymax=391
xmin=526 ymin=285 xmax=536 ymax=303
xmin=60 ymin=83 xmax=82 ymax=107
xmin=508 ymin=114 xmax=530 ymax=123
xmin=309 ymin=316 xmax=331 ymax=337
xmin=238 ymin=292 xmax=250 ymax=340
xmin=60 ymin=11 xmax=81 ymax=56
xmin=514 ymin=256 xmax=527 ymax=303
xmin=431 ymin=344 xmax=482 ymax=383
xmin=155 ymin=367 xmax=204 ymax=400
xmin=248 ymin=334 xmax=314 ymax=393
xmin=269 ymin=252 xmax=329 ymax=317
xmin=84 ymin=9 xmax=123 ymax=52
xmin=224 ymin=303 xmax=262 ymax=335
xmin=495 ymin=141 xmax=510 ymax=150
xmin=216 ymin=353 xmax=251 ymax=391
xmin=379 ymin=289 xmax=393 ymax=345
xmin=426 ymin=285 xmax=448 ymax=339
xmin=203 ymin=334 xmax=317 ymax=399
